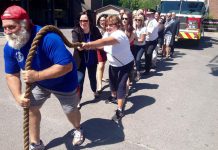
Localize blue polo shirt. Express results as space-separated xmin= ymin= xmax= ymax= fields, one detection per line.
xmin=4 ymin=25 xmax=78 ymax=92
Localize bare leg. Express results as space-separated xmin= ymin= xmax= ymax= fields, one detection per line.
xmin=162 ymin=44 xmax=166 ymax=57
xmin=29 ymin=106 xmax=41 ymax=144
xmin=166 ymin=46 xmax=171 ymax=58
xmin=97 ymin=62 xmax=105 ymax=91
xmin=67 ymin=109 xmax=84 ymax=146
xmin=117 ymin=98 xmax=124 ymax=110
xmin=66 ymin=109 xmax=81 ymax=130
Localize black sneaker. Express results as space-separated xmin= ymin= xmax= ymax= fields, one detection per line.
xmin=105 ymin=96 xmax=117 ymax=104
xmin=112 ymin=109 xmax=124 ymax=122
xmin=30 ymin=140 xmax=45 ymax=150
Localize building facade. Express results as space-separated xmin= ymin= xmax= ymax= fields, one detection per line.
xmin=0 ymin=0 xmax=96 ymax=28
xmin=0 ymin=0 xmax=127 ymax=30
xmin=209 ymin=0 xmax=218 ymax=19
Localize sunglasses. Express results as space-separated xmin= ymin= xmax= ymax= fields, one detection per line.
xmin=135 ymin=19 xmax=142 ymax=21
xmin=122 ymin=18 xmax=128 ymax=20
xmin=80 ymin=20 xmax=88 ymax=23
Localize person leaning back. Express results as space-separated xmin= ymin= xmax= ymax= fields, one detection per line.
xmin=1 ymin=5 xmax=84 ymax=149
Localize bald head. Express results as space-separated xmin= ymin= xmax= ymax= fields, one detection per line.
xmin=172 ymin=12 xmax=176 ymax=19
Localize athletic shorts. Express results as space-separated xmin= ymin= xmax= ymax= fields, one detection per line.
xmin=164 ymin=34 xmax=172 ymax=46
xmin=29 ymin=84 xmax=80 ymax=114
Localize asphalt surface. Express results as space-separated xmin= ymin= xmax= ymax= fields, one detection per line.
xmin=0 ymin=31 xmax=218 ymax=150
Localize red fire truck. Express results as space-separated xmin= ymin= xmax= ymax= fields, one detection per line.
xmin=157 ymin=0 xmax=209 ymax=41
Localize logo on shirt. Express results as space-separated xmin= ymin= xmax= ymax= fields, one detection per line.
xmin=15 ymin=51 xmax=24 ymax=62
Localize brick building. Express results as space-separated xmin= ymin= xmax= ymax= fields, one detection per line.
xmin=209 ymin=0 xmax=218 ymax=19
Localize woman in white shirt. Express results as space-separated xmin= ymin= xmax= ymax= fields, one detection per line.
xmin=134 ymin=14 xmax=146 ymax=81
xmin=81 ymin=15 xmax=134 ymax=121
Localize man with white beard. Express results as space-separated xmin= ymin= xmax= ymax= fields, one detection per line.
xmin=1 ymin=5 xmax=84 ymax=149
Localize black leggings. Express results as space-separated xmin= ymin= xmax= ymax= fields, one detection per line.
xmin=109 ymin=61 xmax=134 ymax=99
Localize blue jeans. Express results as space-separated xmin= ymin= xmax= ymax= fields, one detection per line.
xmin=135 ymin=45 xmax=145 ymax=72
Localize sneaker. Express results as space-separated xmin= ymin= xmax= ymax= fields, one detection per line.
xmin=72 ymin=129 xmax=85 ymax=146
xmin=105 ymin=96 xmax=117 ymax=104
xmin=29 ymin=140 xmax=45 ymax=150
xmin=112 ymin=109 xmax=125 ymax=122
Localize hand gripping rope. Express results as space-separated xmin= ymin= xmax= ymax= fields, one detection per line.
xmin=23 ymin=25 xmax=82 ymax=150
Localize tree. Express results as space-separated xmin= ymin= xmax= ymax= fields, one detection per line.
xmin=118 ymin=0 xmax=161 ymax=10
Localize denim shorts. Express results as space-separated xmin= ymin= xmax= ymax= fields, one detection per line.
xmin=29 ymin=84 xmax=80 ymax=114
xmin=164 ymin=34 xmax=172 ymax=46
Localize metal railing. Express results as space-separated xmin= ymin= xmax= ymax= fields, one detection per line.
xmin=203 ymin=19 xmax=218 ymax=32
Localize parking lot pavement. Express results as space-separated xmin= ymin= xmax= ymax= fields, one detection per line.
xmin=0 ymin=29 xmax=218 ymax=150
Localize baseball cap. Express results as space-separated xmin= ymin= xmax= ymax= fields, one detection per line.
xmin=146 ymin=9 xmax=156 ymax=14
xmin=1 ymin=5 xmax=30 ymax=20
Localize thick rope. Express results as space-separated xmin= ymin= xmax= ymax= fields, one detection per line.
xmin=23 ymin=25 xmax=82 ymax=150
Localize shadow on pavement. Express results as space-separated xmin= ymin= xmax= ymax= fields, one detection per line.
xmin=79 ymin=89 xmax=111 ymax=109
xmin=139 ymin=57 xmax=178 ymax=80
xmin=45 ymin=129 xmax=74 ymax=150
xmin=46 ymin=118 xmax=124 ymax=150
xmin=171 ymin=50 xmax=186 ymax=59
xmin=175 ymin=35 xmax=218 ymax=50
xmin=46 ymin=95 xmax=154 ymax=149
xmin=128 ymin=82 xmax=159 ymax=96
xmin=124 ymin=95 xmax=155 ymax=115
xmin=207 ymin=55 xmax=218 ymax=76
xmin=156 ymin=59 xmax=178 ymax=72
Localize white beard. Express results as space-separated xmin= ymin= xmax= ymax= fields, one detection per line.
xmin=5 ymin=27 xmax=30 ymax=50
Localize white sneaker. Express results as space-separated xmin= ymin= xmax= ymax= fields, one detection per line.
xmin=29 ymin=140 xmax=45 ymax=150
xmin=72 ymin=129 xmax=85 ymax=146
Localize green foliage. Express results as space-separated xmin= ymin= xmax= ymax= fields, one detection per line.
xmin=118 ymin=0 xmax=161 ymax=10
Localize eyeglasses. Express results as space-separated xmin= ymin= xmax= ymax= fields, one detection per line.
xmin=79 ymin=20 xmax=88 ymax=23
xmin=122 ymin=18 xmax=128 ymax=20
xmin=135 ymin=19 xmax=142 ymax=22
